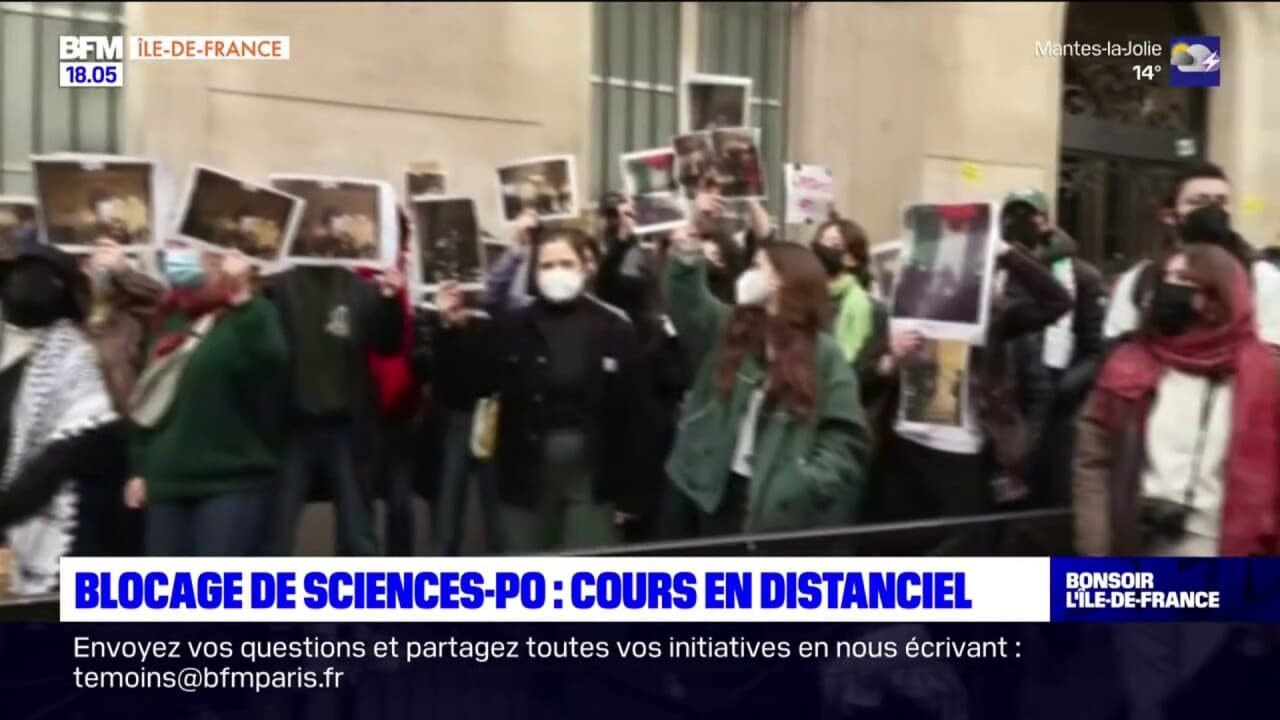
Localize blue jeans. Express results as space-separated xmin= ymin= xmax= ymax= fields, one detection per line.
xmin=145 ymin=489 xmax=263 ymax=556
xmin=435 ymin=409 xmax=505 ymax=555
xmin=270 ymin=421 xmax=379 ymax=556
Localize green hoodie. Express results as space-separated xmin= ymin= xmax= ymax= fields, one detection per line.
xmin=828 ymin=274 xmax=874 ymax=363
xmin=131 ymin=298 xmax=288 ymax=500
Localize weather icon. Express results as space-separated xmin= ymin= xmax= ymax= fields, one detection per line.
xmin=1169 ymin=36 xmax=1221 ymax=87
xmin=1171 ymin=42 xmax=1219 ymax=73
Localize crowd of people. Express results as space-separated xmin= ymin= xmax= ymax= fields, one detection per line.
xmin=0 ymin=160 xmax=1275 ymax=594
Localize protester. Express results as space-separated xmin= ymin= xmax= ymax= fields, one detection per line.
xmin=595 ymin=191 xmax=658 ymax=327
xmin=1104 ymin=162 xmax=1280 ymax=347
xmin=433 ymin=226 xmax=648 ymax=551
xmin=1074 ymin=243 xmax=1279 ymax=557
xmin=1081 ymin=244 xmax=1276 ymax=720
xmin=266 ymin=251 xmax=406 ymax=556
xmin=418 ymin=215 xmax=550 ymax=557
xmin=1000 ymin=189 xmax=1105 ymax=508
xmin=359 ymin=210 xmax=422 ymax=556
xmin=810 ymin=214 xmax=876 ymax=364
xmin=869 ymin=234 xmax=1072 ymax=523
xmin=806 ymin=213 xmax=898 ymax=456
xmin=81 ymin=237 xmax=166 ymax=556
xmin=0 ymin=236 xmax=124 ymax=593
xmin=594 ymin=194 xmax=692 ymax=541
xmin=659 ymin=223 xmax=870 ymax=540
xmin=126 ymin=248 xmax=286 ymax=556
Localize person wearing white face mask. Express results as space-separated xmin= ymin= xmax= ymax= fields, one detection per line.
xmin=433 ymin=227 xmax=649 ymax=552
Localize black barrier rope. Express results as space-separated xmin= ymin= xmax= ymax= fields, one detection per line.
xmin=0 ymin=508 xmax=1074 ymax=613
xmin=563 ymin=507 xmax=1074 ymax=557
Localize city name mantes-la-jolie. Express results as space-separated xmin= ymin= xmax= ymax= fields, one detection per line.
xmin=1034 ymin=40 xmax=1164 ymax=58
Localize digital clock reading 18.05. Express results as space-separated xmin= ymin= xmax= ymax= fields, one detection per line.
xmin=60 ymin=62 xmax=123 ymax=88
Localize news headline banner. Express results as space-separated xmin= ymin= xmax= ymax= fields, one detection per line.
xmin=64 ymin=558 xmax=1035 ymax=623
xmin=63 ymin=558 xmax=1280 ymax=623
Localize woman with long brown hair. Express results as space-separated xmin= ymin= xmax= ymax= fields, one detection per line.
xmin=810 ymin=215 xmax=875 ymax=364
xmin=661 ymin=221 xmax=869 ymax=540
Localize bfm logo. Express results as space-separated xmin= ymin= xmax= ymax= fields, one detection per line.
xmin=59 ymin=36 xmax=124 ymax=61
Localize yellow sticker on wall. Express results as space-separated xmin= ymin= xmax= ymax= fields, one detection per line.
xmin=1242 ymin=194 xmax=1265 ymax=217
xmin=959 ymin=161 xmax=983 ymax=184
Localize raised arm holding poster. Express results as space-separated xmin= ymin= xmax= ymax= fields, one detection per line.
xmin=174 ymin=165 xmax=304 ymax=265
xmin=406 ymin=162 xmax=447 ymax=198
xmin=683 ymin=73 xmax=752 ymax=132
xmin=410 ymin=195 xmax=483 ymax=295
xmin=619 ymin=148 xmax=688 ymax=235
xmin=32 ymin=154 xmax=156 ymax=253
xmin=784 ymin=164 xmax=834 ymax=226
xmin=269 ymin=174 xmax=396 ymax=268
xmin=710 ymin=128 xmax=766 ymax=200
xmin=890 ymin=202 xmax=998 ymax=342
xmin=495 ymin=156 xmax=578 ymax=223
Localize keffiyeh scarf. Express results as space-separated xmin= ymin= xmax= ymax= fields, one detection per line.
xmin=2 ymin=320 xmax=117 ymax=594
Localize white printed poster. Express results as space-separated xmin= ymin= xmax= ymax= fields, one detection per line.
xmin=784 ymin=164 xmax=834 ymax=226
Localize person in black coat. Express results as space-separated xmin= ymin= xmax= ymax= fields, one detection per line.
xmin=433 ymin=226 xmax=649 ymax=552
xmin=593 ymin=193 xmax=692 ymax=542
xmin=1001 ymin=190 xmax=1106 ymax=508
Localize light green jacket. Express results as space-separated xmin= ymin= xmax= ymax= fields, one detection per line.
xmin=828 ymin=274 xmax=874 ymax=363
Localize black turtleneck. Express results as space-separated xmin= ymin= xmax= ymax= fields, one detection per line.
xmin=533 ymin=298 xmax=593 ymax=430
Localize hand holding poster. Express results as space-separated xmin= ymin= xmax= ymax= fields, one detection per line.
xmin=897 ymin=337 xmax=971 ymax=429
xmin=870 ymin=240 xmax=903 ymax=302
xmin=496 ymin=156 xmax=578 ymax=223
xmin=175 ymin=165 xmax=304 ymax=265
xmin=32 ymin=154 xmax=156 ymax=252
xmin=684 ymin=74 xmax=752 ymax=132
xmin=785 ymin=164 xmax=834 ymax=225
xmin=0 ymin=197 xmax=36 ymax=256
xmin=269 ymin=174 xmax=396 ymax=267
xmin=411 ymin=196 xmax=483 ymax=294
xmin=710 ymin=128 xmax=765 ymax=200
xmin=406 ymin=162 xmax=446 ymax=198
xmin=890 ymin=202 xmax=997 ymax=341
xmin=619 ymin=148 xmax=688 ymax=235
xmin=673 ymin=132 xmax=713 ymax=199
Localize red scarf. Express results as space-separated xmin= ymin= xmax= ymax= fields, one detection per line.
xmin=354 ymin=265 xmax=421 ymax=419
xmin=150 ymin=287 xmax=233 ymax=358
xmin=1091 ymin=261 xmax=1280 ymax=555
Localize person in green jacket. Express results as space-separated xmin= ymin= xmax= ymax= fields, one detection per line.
xmin=124 ymin=247 xmax=288 ymax=556
xmin=810 ymin=216 xmax=876 ymax=364
xmin=661 ymin=220 xmax=871 ymax=544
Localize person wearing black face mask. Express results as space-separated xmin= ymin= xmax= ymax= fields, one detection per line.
xmin=0 ymin=239 xmax=124 ymax=594
xmin=1000 ymin=189 xmax=1106 ymax=509
xmin=1104 ymin=161 xmax=1280 ymax=349
xmin=809 ymin=215 xmax=876 ymax=363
